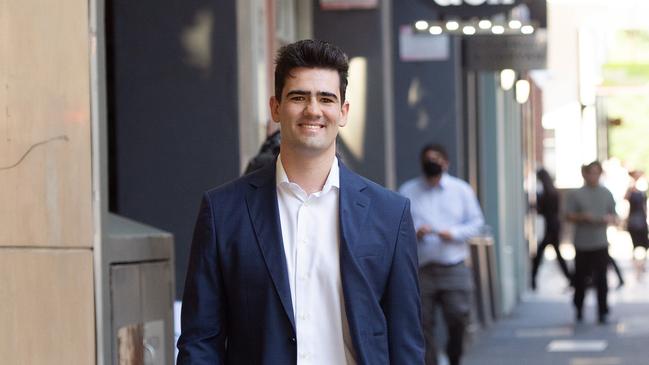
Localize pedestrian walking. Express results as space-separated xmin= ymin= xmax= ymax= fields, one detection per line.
xmin=565 ymin=161 xmax=618 ymax=324
xmin=243 ymin=127 xmax=281 ymax=175
xmin=625 ymin=169 xmax=648 ymax=280
xmin=531 ymin=168 xmax=573 ymax=290
xmin=399 ymin=144 xmax=485 ymax=365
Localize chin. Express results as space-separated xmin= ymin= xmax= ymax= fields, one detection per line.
xmin=295 ymin=141 xmax=335 ymax=156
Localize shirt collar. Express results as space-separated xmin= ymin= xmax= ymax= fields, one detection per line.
xmin=438 ymin=173 xmax=449 ymax=188
xmin=276 ymin=154 xmax=340 ymax=195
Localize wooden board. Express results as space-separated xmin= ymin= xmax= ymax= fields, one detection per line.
xmin=0 ymin=248 xmax=95 ymax=364
xmin=0 ymin=0 xmax=92 ymax=247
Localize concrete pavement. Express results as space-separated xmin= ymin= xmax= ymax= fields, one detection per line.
xmin=464 ymin=256 xmax=649 ymax=365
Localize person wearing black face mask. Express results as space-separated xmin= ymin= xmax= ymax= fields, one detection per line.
xmin=399 ymin=144 xmax=485 ymax=365
xmin=422 ymin=159 xmax=443 ymax=178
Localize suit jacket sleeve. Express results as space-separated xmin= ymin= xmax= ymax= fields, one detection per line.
xmin=177 ymin=194 xmax=227 ymax=364
xmin=382 ymin=199 xmax=425 ymax=363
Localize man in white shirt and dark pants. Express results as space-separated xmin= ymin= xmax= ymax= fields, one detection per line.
xmin=399 ymin=144 xmax=484 ymax=365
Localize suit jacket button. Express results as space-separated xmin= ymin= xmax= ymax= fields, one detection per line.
xmin=290 ymin=337 xmax=296 ymax=344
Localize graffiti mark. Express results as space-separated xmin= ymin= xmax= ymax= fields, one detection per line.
xmin=0 ymin=135 xmax=69 ymax=171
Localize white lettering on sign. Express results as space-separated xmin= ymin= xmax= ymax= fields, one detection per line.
xmin=433 ymin=0 xmax=515 ymax=6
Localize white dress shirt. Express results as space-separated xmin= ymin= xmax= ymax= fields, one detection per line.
xmin=276 ymin=156 xmax=357 ymax=365
xmin=399 ymin=174 xmax=485 ymax=266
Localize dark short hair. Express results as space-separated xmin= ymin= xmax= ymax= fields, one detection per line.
xmin=420 ymin=143 xmax=449 ymax=162
xmin=581 ymin=160 xmax=603 ymax=174
xmin=274 ymin=39 xmax=349 ymax=103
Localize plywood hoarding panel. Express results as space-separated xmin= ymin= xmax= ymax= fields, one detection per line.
xmin=0 ymin=248 xmax=95 ymax=364
xmin=0 ymin=0 xmax=92 ymax=247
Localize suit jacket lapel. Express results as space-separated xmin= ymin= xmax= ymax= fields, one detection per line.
xmin=339 ymin=163 xmax=370 ymax=254
xmin=338 ymin=162 xmax=372 ymax=361
xmin=245 ymin=165 xmax=295 ymax=330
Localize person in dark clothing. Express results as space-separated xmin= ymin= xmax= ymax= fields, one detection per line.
xmin=625 ymin=170 xmax=648 ymax=279
xmin=243 ymin=129 xmax=281 ymax=175
xmin=566 ymin=161 xmax=618 ymax=324
xmin=607 ymin=253 xmax=625 ymax=289
xmin=531 ymin=168 xmax=573 ymax=290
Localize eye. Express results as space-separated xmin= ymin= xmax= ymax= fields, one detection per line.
xmin=320 ymin=97 xmax=335 ymax=103
xmin=290 ymin=96 xmax=306 ymax=102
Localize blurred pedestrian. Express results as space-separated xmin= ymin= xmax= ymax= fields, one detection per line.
xmin=607 ymin=252 xmax=625 ymax=289
xmin=625 ymin=170 xmax=648 ymax=280
xmin=243 ymin=127 xmax=281 ymax=175
xmin=565 ymin=161 xmax=618 ymax=324
xmin=178 ymin=39 xmax=424 ymax=364
xmin=531 ymin=168 xmax=573 ymax=290
xmin=399 ymin=144 xmax=485 ymax=365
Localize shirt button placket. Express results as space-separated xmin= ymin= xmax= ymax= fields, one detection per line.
xmin=295 ymin=203 xmax=307 ymax=330
xmin=296 ymin=201 xmax=312 ymax=362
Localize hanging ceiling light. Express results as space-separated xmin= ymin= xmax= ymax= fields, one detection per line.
xmin=445 ymin=21 xmax=460 ymax=31
xmin=429 ymin=26 xmax=443 ymax=35
xmin=500 ymin=69 xmax=516 ymax=91
xmin=508 ymin=20 xmax=522 ymax=29
xmin=491 ymin=25 xmax=505 ymax=34
xmin=462 ymin=26 xmax=476 ymax=35
xmin=515 ymin=79 xmax=531 ymax=104
xmin=521 ymin=25 xmax=535 ymax=35
xmin=478 ymin=20 xmax=492 ymax=29
xmin=415 ymin=20 xmax=429 ymax=31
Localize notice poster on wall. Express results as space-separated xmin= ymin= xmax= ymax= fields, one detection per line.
xmin=399 ymin=26 xmax=450 ymax=62
xmin=320 ymin=0 xmax=378 ymax=10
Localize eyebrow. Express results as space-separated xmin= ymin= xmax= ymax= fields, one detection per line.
xmin=285 ymin=90 xmax=339 ymax=100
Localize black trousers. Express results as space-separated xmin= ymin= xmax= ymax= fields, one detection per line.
xmin=419 ymin=263 xmax=471 ymax=365
xmin=573 ymin=248 xmax=609 ymax=317
xmin=531 ymin=239 xmax=572 ymax=285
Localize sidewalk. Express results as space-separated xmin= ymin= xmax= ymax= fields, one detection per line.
xmin=464 ymin=256 xmax=649 ymax=365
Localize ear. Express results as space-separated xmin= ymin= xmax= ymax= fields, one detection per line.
xmin=338 ymin=100 xmax=350 ymax=128
xmin=269 ymin=96 xmax=281 ymax=124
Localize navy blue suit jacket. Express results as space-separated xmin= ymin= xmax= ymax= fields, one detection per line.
xmin=177 ymin=161 xmax=424 ymax=364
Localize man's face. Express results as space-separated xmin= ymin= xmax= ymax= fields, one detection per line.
xmin=270 ymin=67 xmax=349 ymax=158
xmin=582 ymin=166 xmax=602 ymax=186
xmin=423 ymin=150 xmax=449 ymax=171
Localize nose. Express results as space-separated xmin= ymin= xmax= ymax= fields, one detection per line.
xmin=304 ymin=98 xmax=323 ymax=117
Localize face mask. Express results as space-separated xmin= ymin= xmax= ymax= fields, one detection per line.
xmin=422 ymin=160 xmax=443 ymax=177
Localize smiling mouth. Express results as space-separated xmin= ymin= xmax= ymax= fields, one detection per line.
xmin=298 ymin=123 xmax=324 ymax=130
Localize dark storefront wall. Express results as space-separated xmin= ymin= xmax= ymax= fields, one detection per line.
xmin=392 ymin=1 xmax=464 ymax=186
xmin=106 ymin=0 xmax=239 ymax=298
xmin=313 ymin=0 xmax=464 ymax=187
xmin=390 ymin=0 xmax=544 ymax=314
xmin=313 ymin=4 xmax=388 ymax=185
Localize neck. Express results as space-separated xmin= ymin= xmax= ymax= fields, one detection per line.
xmin=425 ymin=174 xmax=442 ymax=187
xmin=280 ymin=149 xmax=335 ymax=194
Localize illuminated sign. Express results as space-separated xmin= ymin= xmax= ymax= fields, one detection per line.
xmin=433 ymin=0 xmax=515 ymax=5
xmin=425 ymin=0 xmax=525 ymax=18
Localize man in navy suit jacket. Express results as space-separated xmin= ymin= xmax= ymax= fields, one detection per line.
xmin=177 ymin=39 xmax=424 ymax=364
